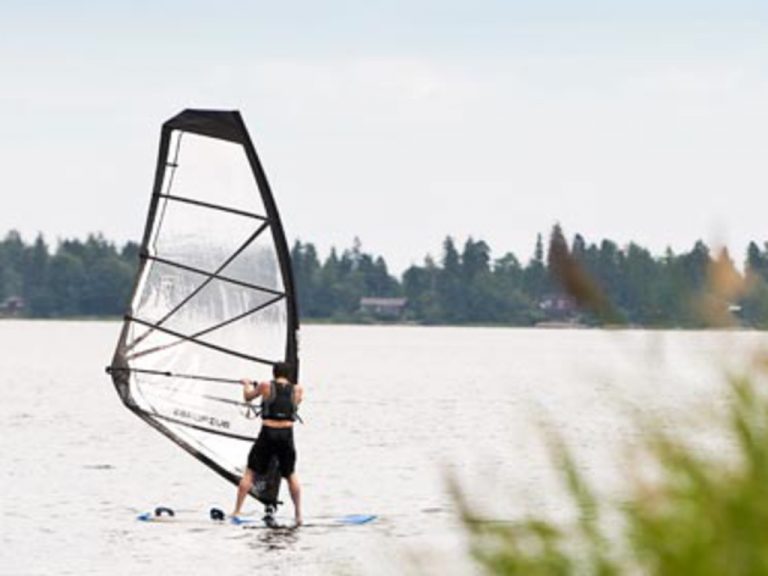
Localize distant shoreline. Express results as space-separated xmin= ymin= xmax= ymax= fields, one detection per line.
xmin=3 ymin=229 xmax=768 ymax=330
xmin=0 ymin=316 xmax=761 ymax=332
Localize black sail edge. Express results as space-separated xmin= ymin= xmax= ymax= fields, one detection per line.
xmin=233 ymin=111 xmax=300 ymax=381
xmin=108 ymin=109 xmax=300 ymax=501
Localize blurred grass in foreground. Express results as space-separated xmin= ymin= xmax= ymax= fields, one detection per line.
xmin=456 ymin=369 xmax=768 ymax=575
xmin=453 ymin=245 xmax=768 ymax=575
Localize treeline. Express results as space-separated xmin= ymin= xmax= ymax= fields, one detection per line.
xmin=294 ymin=226 xmax=768 ymax=327
xmin=2 ymin=227 xmax=768 ymax=327
xmin=0 ymin=231 xmax=138 ymax=317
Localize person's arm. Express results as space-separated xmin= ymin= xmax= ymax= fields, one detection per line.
xmin=294 ymin=384 xmax=304 ymax=405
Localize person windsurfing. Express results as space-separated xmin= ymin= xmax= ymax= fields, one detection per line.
xmin=232 ymin=361 xmax=304 ymax=526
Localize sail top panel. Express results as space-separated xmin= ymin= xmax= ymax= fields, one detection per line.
xmin=164 ymin=109 xmax=248 ymax=144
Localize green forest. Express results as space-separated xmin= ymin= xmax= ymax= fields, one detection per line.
xmin=1 ymin=226 xmax=767 ymax=328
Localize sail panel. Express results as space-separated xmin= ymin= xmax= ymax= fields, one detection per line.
xmin=130 ymin=369 xmax=259 ymax=441
xmin=161 ymin=131 xmax=270 ymax=216
xmin=146 ymin=198 xmax=269 ymax=270
xmin=131 ymin=260 xmax=283 ymax=335
xmin=127 ymin=328 xmax=273 ymax=382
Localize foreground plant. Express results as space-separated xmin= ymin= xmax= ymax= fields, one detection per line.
xmin=456 ymin=367 xmax=768 ymax=575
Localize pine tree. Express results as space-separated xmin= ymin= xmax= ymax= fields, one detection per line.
xmin=438 ymin=237 xmax=466 ymax=322
xmin=23 ymin=234 xmax=52 ymax=316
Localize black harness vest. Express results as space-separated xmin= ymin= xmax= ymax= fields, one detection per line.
xmin=260 ymin=380 xmax=297 ymax=421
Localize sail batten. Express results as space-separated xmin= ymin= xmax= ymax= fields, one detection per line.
xmin=156 ymin=193 xmax=269 ymax=220
xmin=108 ymin=366 xmax=242 ymax=385
xmin=141 ymin=253 xmax=287 ymax=296
xmin=125 ymin=293 xmax=285 ymax=362
xmin=125 ymin=314 xmax=281 ymax=365
xmin=108 ymin=110 xmax=299 ymax=506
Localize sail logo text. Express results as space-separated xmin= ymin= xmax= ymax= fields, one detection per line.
xmin=173 ymin=408 xmax=231 ymax=430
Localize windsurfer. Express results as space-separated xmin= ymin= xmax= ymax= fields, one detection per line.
xmin=232 ymin=361 xmax=303 ymax=526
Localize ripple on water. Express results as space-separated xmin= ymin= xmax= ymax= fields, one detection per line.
xmin=82 ymin=464 xmax=115 ymax=470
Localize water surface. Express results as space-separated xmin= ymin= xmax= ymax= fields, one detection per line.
xmin=1 ymin=321 xmax=765 ymax=575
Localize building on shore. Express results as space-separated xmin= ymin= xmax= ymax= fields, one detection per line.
xmin=0 ymin=296 xmax=25 ymax=318
xmin=538 ymin=293 xmax=576 ymax=315
xmin=359 ymin=297 xmax=407 ymax=320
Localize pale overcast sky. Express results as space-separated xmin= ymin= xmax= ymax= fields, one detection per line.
xmin=0 ymin=1 xmax=766 ymax=272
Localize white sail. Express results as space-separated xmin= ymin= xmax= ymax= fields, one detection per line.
xmin=108 ymin=110 xmax=299 ymax=503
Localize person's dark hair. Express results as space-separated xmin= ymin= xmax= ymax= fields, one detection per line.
xmin=272 ymin=361 xmax=292 ymax=380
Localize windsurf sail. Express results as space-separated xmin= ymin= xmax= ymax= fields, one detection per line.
xmin=107 ymin=109 xmax=299 ymax=505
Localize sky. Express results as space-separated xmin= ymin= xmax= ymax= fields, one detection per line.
xmin=1 ymin=1 xmax=766 ymax=273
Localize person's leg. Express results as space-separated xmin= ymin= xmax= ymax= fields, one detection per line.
xmin=232 ymin=468 xmax=254 ymax=517
xmin=287 ymin=473 xmax=302 ymax=525
xmin=236 ymin=430 xmax=270 ymax=517
xmin=274 ymin=428 xmax=300 ymax=525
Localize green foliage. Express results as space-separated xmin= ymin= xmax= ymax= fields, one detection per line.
xmin=747 ymin=242 xmax=768 ymax=282
xmin=523 ymin=233 xmax=548 ymax=298
xmin=0 ymin=231 xmax=138 ymax=317
xmin=742 ymin=281 xmax=768 ymax=329
xmin=403 ymin=256 xmax=443 ymax=323
xmin=459 ymin=369 xmax=768 ymax=576
xmin=291 ymin=238 xmax=402 ymax=320
xmin=457 ymin=433 xmax=621 ymax=575
xmin=2 ymin=227 xmax=768 ymax=326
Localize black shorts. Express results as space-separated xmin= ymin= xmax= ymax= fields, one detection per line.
xmin=247 ymin=426 xmax=296 ymax=478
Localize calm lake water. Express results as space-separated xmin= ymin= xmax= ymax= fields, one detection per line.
xmin=1 ymin=321 xmax=766 ymax=575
